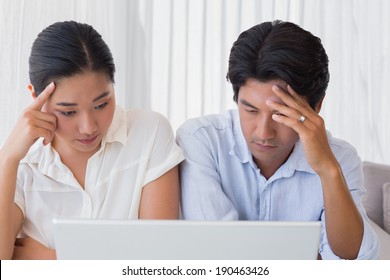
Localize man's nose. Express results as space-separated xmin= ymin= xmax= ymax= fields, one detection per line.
xmin=255 ymin=115 xmax=276 ymax=140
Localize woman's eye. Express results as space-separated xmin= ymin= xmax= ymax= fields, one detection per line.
xmin=60 ymin=111 xmax=76 ymax=117
xmin=95 ymin=102 xmax=108 ymax=110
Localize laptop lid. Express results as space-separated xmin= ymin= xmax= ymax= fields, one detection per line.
xmin=53 ymin=219 xmax=321 ymax=260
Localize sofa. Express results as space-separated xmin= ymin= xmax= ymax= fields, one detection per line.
xmin=362 ymin=161 xmax=390 ymax=259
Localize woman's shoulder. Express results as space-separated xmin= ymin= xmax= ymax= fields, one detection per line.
xmin=127 ymin=108 xmax=167 ymax=122
xmin=127 ymin=109 xmax=169 ymax=126
xmin=125 ymin=109 xmax=174 ymax=138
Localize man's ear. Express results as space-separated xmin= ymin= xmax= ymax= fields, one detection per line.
xmin=315 ymin=97 xmax=324 ymax=113
xmin=27 ymin=84 xmax=36 ymax=99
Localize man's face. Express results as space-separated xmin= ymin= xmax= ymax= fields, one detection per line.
xmin=237 ymin=79 xmax=299 ymax=175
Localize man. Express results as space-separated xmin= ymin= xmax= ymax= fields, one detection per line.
xmin=176 ymin=20 xmax=379 ymax=259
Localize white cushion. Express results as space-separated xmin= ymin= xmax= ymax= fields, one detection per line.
xmin=383 ymin=183 xmax=390 ymax=234
xmin=362 ymin=161 xmax=390 ymax=228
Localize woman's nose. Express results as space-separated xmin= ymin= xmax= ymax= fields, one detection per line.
xmin=79 ymin=113 xmax=97 ymax=135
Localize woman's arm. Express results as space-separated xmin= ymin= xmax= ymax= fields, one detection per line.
xmin=12 ymin=237 xmax=56 ymax=260
xmin=0 ymin=83 xmax=56 ymax=259
xmin=138 ymin=166 xmax=180 ymax=219
xmin=0 ymin=156 xmax=24 ymax=259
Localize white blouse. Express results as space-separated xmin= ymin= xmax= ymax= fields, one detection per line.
xmin=15 ymin=106 xmax=185 ymax=249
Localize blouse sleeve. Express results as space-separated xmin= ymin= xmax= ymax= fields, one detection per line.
xmin=139 ymin=111 xmax=185 ymax=185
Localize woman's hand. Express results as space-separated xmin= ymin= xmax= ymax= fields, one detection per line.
xmin=2 ymin=82 xmax=57 ymax=162
xmin=12 ymin=237 xmax=56 ymax=260
xmin=267 ymin=85 xmax=339 ymax=175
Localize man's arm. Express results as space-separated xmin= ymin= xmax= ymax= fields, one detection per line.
xmin=176 ymin=127 xmax=238 ymax=220
xmin=318 ymin=162 xmax=363 ymax=259
xmin=268 ymin=85 xmax=364 ymax=259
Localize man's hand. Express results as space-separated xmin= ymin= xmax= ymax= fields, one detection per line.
xmin=267 ymin=84 xmax=339 ymax=175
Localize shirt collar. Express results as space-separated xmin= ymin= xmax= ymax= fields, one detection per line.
xmin=230 ymin=110 xmax=253 ymax=164
xmin=283 ymin=140 xmax=316 ymax=175
xmin=229 ymin=109 xmax=316 ymax=176
xmin=101 ymin=105 xmax=128 ymax=147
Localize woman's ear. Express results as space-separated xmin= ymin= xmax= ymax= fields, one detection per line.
xmin=27 ymin=84 xmax=36 ymax=99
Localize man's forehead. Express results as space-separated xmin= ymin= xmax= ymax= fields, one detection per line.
xmin=245 ymin=79 xmax=288 ymax=103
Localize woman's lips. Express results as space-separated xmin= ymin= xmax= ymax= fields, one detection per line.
xmin=77 ymin=135 xmax=98 ymax=145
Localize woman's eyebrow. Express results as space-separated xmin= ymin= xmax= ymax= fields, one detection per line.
xmin=93 ymin=91 xmax=110 ymax=102
xmin=55 ymin=92 xmax=110 ymax=106
xmin=55 ymin=101 xmax=77 ymax=107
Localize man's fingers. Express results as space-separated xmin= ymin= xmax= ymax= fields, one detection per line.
xmin=272 ymin=84 xmax=314 ymax=118
xmin=29 ymin=82 xmax=55 ymax=110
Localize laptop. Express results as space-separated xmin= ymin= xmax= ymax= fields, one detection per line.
xmin=53 ymin=219 xmax=321 ymax=260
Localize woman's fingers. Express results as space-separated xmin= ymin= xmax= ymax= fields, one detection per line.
xmin=29 ymin=82 xmax=55 ymax=111
xmin=3 ymin=82 xmax=58 ymax=161
xmin=26 ymin=82 xmax=57 ymax=145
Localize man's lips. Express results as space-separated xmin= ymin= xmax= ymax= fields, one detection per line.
xmin=253 ymin=142 xmax=277 ymax=151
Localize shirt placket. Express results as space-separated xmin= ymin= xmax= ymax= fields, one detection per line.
xmin=83 ymin=151 xmax=101 ymax=218
xmin=80 ymin=192 xmax=93 ymax=218
xmin=258 ymin=176 xmax=271 ymax=220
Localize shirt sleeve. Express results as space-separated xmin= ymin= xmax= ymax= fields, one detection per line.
xmin=319 ymin=150 xmax=380 ymax=259
xmin=14 ymin=166 xmax=28 ymax=219
xmin=176 ymin=126 xmax=239 ymax=220
xmin=143 ymin=112 xmax=185 ymax=185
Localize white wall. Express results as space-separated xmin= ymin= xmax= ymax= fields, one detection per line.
xmin=1 ymin=0 xmax=389 ymax=164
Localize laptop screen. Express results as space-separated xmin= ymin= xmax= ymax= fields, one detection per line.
xmin=53 ymin=219 xmax=321 ymax=260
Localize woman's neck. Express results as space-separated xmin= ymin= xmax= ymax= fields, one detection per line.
xmin=51 ymin=139 xmax=100 ymax=188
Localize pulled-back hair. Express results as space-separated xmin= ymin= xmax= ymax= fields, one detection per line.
xmin=227 ymin=20 xmax=329 ymax=109
xmin=29 ymin=21 xmax=115 ymax=95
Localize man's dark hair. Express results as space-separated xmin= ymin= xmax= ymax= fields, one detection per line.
xmin=226 ymin=20 xmax=329 ymax=109
xmin=29 ymin=21 xmax=115 ymax=95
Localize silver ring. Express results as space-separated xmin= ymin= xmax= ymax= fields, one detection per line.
xmin=298 ymin=115 xmax=306 ymax=123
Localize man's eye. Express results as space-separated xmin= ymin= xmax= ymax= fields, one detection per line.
xmin=246 ymin=109 xmax=257 ymax=114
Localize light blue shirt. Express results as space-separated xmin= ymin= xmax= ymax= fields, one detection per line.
xmin=176 ymin=109 xmax=379 ymax=259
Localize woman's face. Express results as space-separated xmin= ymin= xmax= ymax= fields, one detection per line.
xmin=42 ymin=71 xmax=116 ymax=157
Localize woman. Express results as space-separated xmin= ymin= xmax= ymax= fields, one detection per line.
xmin=0 ymin=21 xmax=184 ymax=259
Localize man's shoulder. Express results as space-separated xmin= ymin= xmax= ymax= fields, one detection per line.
xmin=327 ymin=132 xmax=360 ymax=163
xmin=328 ymin=133 xmax=358 ymax=154
xmin=177 ymin=109 xmax=238 ymax=136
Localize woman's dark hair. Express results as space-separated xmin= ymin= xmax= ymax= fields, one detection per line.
xmin=29 ymin=21 xmax=115 ymax=95
xmin=226 ymin=20 xmax=329 ymax=109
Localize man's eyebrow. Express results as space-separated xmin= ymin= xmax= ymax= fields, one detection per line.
xmin=239 ymin=99 xmax=258 ymax=110
xmin=55 ymin=92 xmax=110 ymax=106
